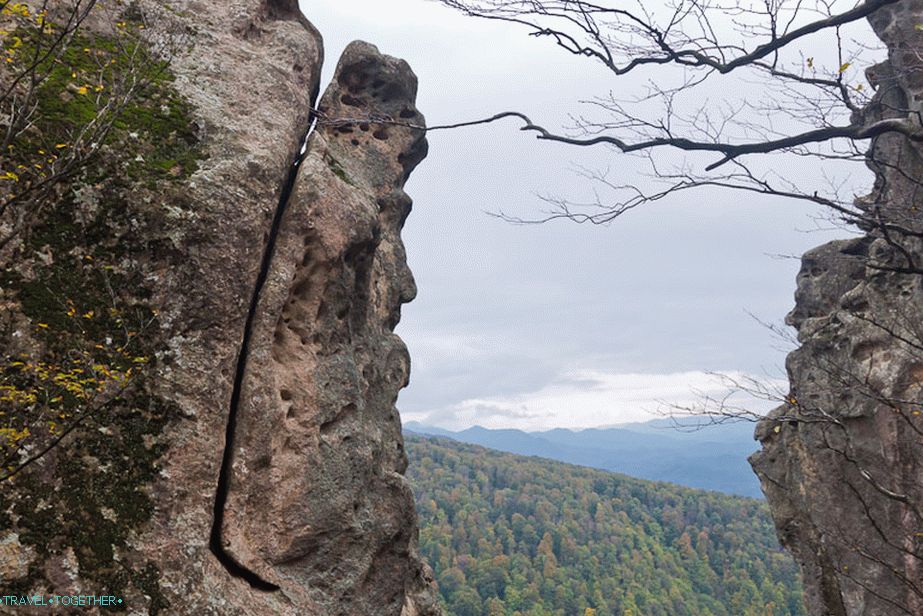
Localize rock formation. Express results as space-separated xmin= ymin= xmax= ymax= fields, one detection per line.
xmin=0 ymin=1 xmax=440 ymax=614
xmin=751 ymin=3 xmax=923 ymax=614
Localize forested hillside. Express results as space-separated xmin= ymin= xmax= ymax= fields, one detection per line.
xmin=405 ymin=435 xmax=804 ymax=616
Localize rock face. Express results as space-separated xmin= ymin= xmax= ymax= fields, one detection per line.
xmin=0 ymin=1 xmax=440 ymax=614
xmin=750 ymin=3 xmax=923 ymax=615
xmin=217 ymin=41 xmax=437 ymax=615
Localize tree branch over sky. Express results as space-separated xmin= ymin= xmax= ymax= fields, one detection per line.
xmin=310 ymin=1 xmax=923 ymax=235
xmin=424 ymin=1 xmax=892 ymax=183
xmin=437 ymin=0 xmax=899 ymax=76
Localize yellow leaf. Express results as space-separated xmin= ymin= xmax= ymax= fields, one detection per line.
xmin=838 ymin=62 xmax=851 ymax=73
xmin=2 ymin=4 xmax=31 ymax=18
xmin=773 ymin=425 xmax=781 ymax=433
xmin=76 ymin=85 xmax=88 ymax=95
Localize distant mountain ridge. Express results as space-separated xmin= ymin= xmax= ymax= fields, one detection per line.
xmin=404 ymin=417 xmax=762 ymax=498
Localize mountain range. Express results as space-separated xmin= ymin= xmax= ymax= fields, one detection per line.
xmin=404 ymin=417 xmax=763 ymax=498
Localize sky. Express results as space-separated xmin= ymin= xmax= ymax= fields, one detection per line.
xmin=300 ymin=0 xmax=875 ymax=431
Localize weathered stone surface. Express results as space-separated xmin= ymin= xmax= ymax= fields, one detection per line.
xmin=0 ymin=1 xmax=440 ymax=614
xmin=751 ymin=3 xmax=923 ymax=614
xmin=219 ymin=40 xmax=439 ymax=615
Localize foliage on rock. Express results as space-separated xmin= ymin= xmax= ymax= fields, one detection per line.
xmin=0 ymin=1 xmax=200 ymax=610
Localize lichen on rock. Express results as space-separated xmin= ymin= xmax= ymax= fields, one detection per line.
xmin=0 ymin=5 xmax=202 ymax=610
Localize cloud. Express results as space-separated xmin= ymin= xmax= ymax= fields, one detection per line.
xmin=405 ymin=369 xmax=786 ymax=431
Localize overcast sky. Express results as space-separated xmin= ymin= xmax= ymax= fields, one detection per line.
xmin=300 ymin=0 xmax=874 ymax=430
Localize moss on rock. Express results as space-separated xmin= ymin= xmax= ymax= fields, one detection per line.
xmin=0 ymin=5 xmax=201 ymax=612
